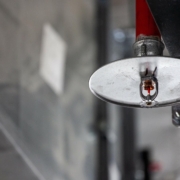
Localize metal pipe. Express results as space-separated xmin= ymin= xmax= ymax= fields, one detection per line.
xmin=121 ymin=108 xmax=136 ymax=180
xmin=136 ymin=0 xmax=160 ymax=39
xmin=95 ymin=0 xmax=109 ymax=179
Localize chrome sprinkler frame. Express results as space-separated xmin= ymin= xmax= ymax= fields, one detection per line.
xmin=134 ymin=36 xmax=164 ymax=106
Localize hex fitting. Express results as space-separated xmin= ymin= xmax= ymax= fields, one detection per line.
xmin=133 ymin=37 xmax=164 ymax=57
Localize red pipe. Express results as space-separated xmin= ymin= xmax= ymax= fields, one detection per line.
xmin=136 ymin=0 xmax=160 ymax=38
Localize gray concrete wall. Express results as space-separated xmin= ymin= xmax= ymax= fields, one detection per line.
xmin=0 ymin=0 xmax=97 ymax=180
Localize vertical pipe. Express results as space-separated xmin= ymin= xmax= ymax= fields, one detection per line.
xmin=136 ymin=0 xmax=160 ymax=38
xmin=95 ymin=0 xmax=109 ymax=180
xmin=121 ymin=108 xmax=136 ymax=180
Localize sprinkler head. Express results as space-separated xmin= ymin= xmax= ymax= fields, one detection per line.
xmin=89 ymin=56 xmax=180 ymax=108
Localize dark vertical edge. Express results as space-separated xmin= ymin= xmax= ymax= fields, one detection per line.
xmin=95 ymin=0 xmax=110 ymax=180
xmin=96 ymin=0 xmax=109 ymax=66
xmin=121 ymin=107 xmax=136 ymax=180
xmin=140 ymin=150 xmax=151 ymax=180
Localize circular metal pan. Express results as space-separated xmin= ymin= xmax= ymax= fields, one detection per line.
xmin=89 ymin=56 xmax=180 ymax=108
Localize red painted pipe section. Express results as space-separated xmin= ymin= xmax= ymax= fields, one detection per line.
xmin=136 ymin=0 xmax=160 ymax=38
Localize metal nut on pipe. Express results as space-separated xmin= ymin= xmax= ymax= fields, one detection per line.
xmin=133 ymin=38 xmax=164 ymax=57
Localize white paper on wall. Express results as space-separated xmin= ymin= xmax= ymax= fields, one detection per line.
xmin=40 ymin=23 xmax=67 ymax=95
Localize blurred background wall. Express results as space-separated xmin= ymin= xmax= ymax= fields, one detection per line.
xmin=0 ymin=0 xmax=97 ymax=180
xmin=0 ymin=0 xmax=179 ymax=180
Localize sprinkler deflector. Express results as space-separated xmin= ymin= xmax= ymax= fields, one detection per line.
xmin=89 ymin=0 xmax=180 ymax=108
xmin=89 ymin=56 xmax=180 ymax=108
